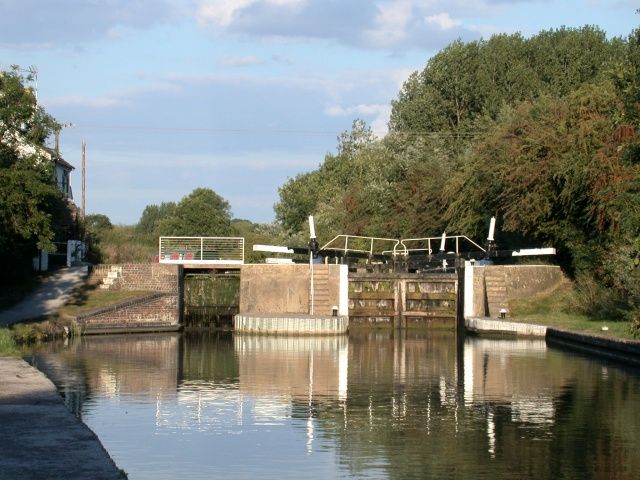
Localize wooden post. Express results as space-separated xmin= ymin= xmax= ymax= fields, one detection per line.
xmin=81 ymin=140 xmax=86 ymax=219
xmin=456 ymin=259 xmax=465 ymax=335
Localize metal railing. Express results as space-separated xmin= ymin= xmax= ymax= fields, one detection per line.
xmin=321 ymin=235 xmax=401 ymax=257
xmin=159 ymin=237 xmax=244 ymax=264
xmin=319 ymin=234 xmax=485 ymax=259
xmin=396 ymin=235 xmax=486 ymax=256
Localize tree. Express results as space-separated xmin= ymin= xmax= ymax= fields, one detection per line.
xmin=85 ymin=213 xmax=113 ymax=233
xmin=156 ymin=188 xmax=233 ymax=237
xmin=0 ymin=68 xmax=66 ymax=281
xmin=136 ymin=201 xmax=176 ymax=236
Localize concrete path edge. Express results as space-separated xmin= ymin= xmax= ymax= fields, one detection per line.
xmin=465 ymin=317 xmax=640 ymax=367
xmin=0 ymin=356 xmax=125 ymax=479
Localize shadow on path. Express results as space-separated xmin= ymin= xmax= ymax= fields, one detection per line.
xmin=0 ymin=266 xmax=88 ymax=326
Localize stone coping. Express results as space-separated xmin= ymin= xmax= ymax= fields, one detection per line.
xmin=82 ymin=324 xmax=182 ymax=335
xmin=465 ymin=317 xmax=547 ymax=337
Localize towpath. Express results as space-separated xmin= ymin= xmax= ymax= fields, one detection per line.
xmin=0 ymin=265 xmax=88 ymax=326
xmin=0 ymin=356 xmax=125 ymax=479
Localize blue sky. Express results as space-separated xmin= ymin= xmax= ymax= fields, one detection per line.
xmin=1 ymin=0 xmax=637 ymax=224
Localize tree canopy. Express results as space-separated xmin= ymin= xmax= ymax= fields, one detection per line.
xmin=138 ymin=188 xmax=233 ymax=238
xmin=0 ymin=68 xmax=68 ymax=282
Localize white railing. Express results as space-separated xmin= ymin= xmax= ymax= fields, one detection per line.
xmin=321 ymin=235 xmax=401 ymax=257
xmin=396 ymin=235 xmax=486 ymax=256
xmin=319 ymin=234 xmax=485 ymax=259
xmin=159 ymin=237 xmax=244 ymax=264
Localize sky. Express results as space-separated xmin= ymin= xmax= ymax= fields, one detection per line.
xmin=0 ymin=0 xmax=637 ymax=225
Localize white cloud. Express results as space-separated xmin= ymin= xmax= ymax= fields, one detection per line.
xmin=425 ymin=12 xmax=463 ymax=31
xmin=197 ymin=0 xmax=255 ymax=27
xmin=324 ymin=103 xmax=391 ymax=137
xmin=46 ymin=95 xmax=120 ymax=108
xmin=196 ymin=0 xmax=306 ymax=27
xmin=364 ymin=1 xmax=413 ymax=47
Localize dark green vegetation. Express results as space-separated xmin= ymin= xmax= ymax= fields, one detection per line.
xmin=0 ymin=68 xmax=76 ymax=290
xmin=89 ymin=190 xmax=293 ymax=264
xmin=510 ymin=280 xmax=636 ymax=340
xmin=0 ymin=328 xmax=18 ymax=356
xmin=275 ymin=26 xmax=640 ymax=333
xmin=184 ymin=273 xmax=240 ymax=327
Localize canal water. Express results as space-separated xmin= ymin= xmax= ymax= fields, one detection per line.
xmin=24 ymin=331 xmax=640 ymax=480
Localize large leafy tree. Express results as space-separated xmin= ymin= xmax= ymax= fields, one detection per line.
xmin=154 ymin=188 xmax=233 ymax=237
xmin=0 ymin=68 xmax=66 ymax=281
xmin=136 ymin=201 xmax=177 ymax=237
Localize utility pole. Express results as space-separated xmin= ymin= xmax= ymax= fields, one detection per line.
xmin=82 ymin=140 xmax=86 ymax=220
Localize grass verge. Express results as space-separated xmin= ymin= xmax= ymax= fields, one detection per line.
xmin=56 ymin=282 xmax=153 ymax=319
xmin=8 ymin=282 xmax=154 ymax=345
xmin=0 ymin=328 xmax=19 ymax=356
xmin=509 ymin=279 xmax=636 ymax=340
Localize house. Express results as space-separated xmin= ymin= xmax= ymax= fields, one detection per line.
xmin=48 ymin=147 xmax=74 ymax=199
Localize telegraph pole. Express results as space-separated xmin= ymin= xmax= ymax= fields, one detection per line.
xmin=82 ymin=140 xmax=86 ymax=220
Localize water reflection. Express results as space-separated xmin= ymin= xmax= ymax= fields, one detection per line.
xmin=24 ymin=331 xmax=640 ymax=480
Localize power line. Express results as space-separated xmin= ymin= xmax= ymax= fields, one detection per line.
xmin=66 ymin=122 xmax=488 ymax=138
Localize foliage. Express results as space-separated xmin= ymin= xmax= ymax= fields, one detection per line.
xmin=0 ymin=328 xmax=19 ymax=356
xmin=85 ymin=213 xmax=113 ymax=233
xmin=0 ymin=68 xmax=69 ymax=283
xmin=9 ymin=317 xmax=79 ymax=345
xmin=136 ymin=201 xmax=176 ymax=237
xmin=154 ymin=188 xmax=232 ymax=237
xmin=94 ymin=225 xmax=156 ymax=263
xmin=274 ymin=25 xmax=640 ymax=327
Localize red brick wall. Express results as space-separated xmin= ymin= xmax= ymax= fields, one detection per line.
xmin=84 ymin=264 xmax=182 ymax=330
xmin=88 ymin=264 xmax=180 ymax=293
xmin=78 ymin=294 xmax=179 ymax=330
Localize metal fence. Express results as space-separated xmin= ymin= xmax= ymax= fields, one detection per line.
xmin=321 ymin=235 xmax=401 ymax=257
xmin=158 ymin=237 xmax=244 ymax=264
xmin=396 ymin=235 xmax=486 ymax=256
xmin=320 ymin=234 xmax=485 ymax=258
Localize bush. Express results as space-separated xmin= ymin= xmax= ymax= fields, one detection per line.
xmin=0 ymin=328 xmax=18 ymax=356
xmin=567 ymin=275 xmax=627 ymax=320
xmin=628 ymin=309 xmax=640 ymax=339
xmin=10 ymin=318 xmax=79 ymax=345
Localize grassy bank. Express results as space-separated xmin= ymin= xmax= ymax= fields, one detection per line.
xmin=56 ymin=283 xmax=153 ymax=319
xmin=6 ymin=283 xmax=153 ymax=346
xmin=510 ymin=280 xmax=635 ymax=340
xmin=0 ymin=328 xmax=19 ymax=356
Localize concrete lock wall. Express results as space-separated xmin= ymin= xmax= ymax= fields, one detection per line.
xmin=465 ymin=264 xmax=565 ymax=318
xmin=238 ymin=264 xmax=347 ymax=316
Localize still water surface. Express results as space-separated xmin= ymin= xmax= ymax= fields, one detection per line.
xmin=24 ymin=331 xmax=640 ymax=480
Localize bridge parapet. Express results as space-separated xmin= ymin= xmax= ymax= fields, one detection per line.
xmin=158 ymin=236 xmax=244 ymax=265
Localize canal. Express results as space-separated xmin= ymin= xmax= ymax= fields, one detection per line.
xmin=24 ymin=331 xmax=640 ymax=480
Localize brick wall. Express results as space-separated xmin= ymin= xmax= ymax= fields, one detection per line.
xmin=77 ymin=294 xmax=179 ymax=332
xmin=89 ymin=264 xmax=181 ymax=293
xmin=84 ymin=263 xmax=182 ymax=332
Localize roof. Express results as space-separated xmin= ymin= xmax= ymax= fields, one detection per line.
xmin=42 ymin=146 xmax=75 ymax=170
